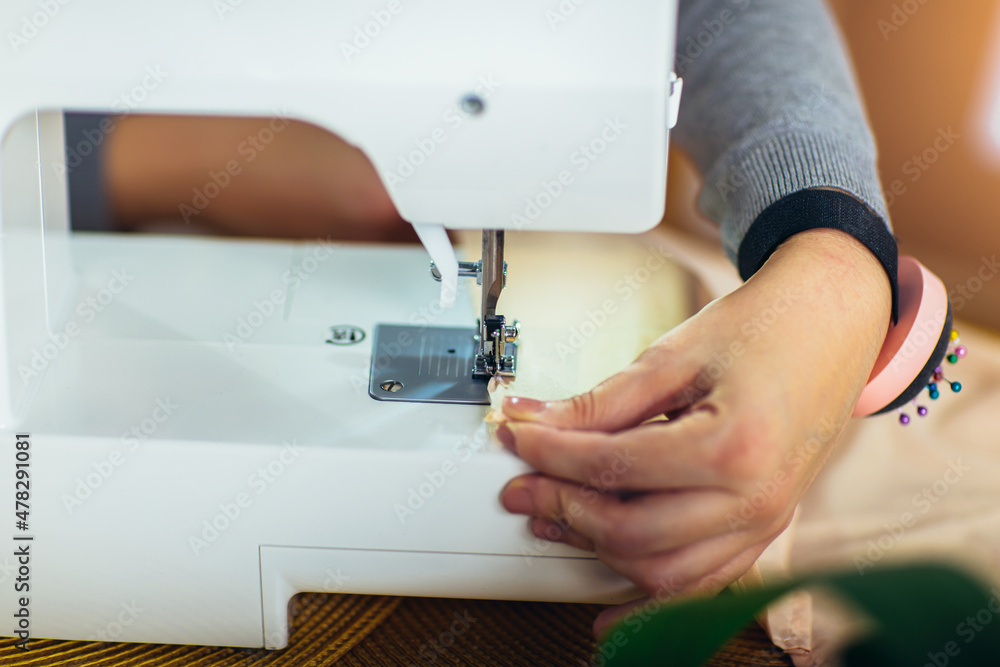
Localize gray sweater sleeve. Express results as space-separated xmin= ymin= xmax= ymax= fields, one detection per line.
xmin=674 ymin=0 xmax=898 ymax=317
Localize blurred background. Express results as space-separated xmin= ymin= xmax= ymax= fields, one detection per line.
xmin=831 ymin=0 xmax=1000 ymax=332
xmin=669 ymin=0 xmax=1000 ymax=332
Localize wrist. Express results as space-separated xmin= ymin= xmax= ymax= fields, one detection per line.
xmin=765 ymin=227 xmax=892 ymax=330
xmin=745 ymin=227 xmax=893 ymax=394
xmin=737 ymin=189 xmax=899 ymax=324
xmin=756 ymin=228 xmax=961 ymax=423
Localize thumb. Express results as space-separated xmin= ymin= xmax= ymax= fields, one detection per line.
xmin=501 ymin=349 xmax=702 ymax=432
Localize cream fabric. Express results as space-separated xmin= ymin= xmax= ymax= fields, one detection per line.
xmin=458 ymin=230 xmax=694 ymax=406
xmin=470 ymin=228 xmax=1000 ymax=666
xmin=648 ymin=226 xmax=1000 ymax=667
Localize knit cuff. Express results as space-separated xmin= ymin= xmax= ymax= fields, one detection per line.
xmin=737 ymin=189 xmax=899 ymax=323
xmin=701 ymin=127 xmax=890 ymax=251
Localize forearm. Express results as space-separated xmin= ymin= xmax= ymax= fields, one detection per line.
xmin=105 ymin=115 xmax=223 ymax=228
xmin=104 ymin=115 xmax=407 ymax=240
xmin=675 ymin=0 xmax=888 ymax=243
xmin=674 ymin=0 xmax=898 ymax=318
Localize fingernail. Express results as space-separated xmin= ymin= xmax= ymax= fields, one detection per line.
xmin=504 ymin=396 xmax=548 ymax=415
xmin=501 ymin=482 xmax=534 ymax=514
xmin=495 ymin=424 xmax=516 ymax=453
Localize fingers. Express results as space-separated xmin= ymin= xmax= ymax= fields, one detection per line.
xmin=497 ymin=404 xmax=772 ymax=492
xmin=588 ymin=543 xmax=772 ymax=640
xmin=501 ymin=468 xmax=790 ymax=608
xmin=595 ymin=533 xmax=770 ymax=600
xmin=501 ymin=343 xmax=703 ymax=432
xmin=528 ymin=517 xmax=594 ymax=552
xmin=588 ymin=546 xmax=768 ymax=639
xmin=501 ymin=474 xmax=740 ymax=557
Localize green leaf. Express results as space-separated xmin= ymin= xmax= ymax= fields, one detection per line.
xmin=598 ymin=563 xmax=1000 ymax=667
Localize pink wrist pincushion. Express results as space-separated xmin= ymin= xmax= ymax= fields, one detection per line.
xmin=854 ymin=256 xmax=964 ymax=423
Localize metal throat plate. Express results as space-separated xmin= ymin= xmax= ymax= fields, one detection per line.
xmin=369 ymin=324 xmax=491 ymax=405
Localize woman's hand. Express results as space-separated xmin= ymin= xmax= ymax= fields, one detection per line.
xmin=497 ymin=228 xmax=891 ymax=634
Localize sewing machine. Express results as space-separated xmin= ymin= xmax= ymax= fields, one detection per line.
xmin=0 ymin=0 xmax=682 ymax=648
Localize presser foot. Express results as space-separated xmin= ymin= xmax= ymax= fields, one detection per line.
xmin=429 ymin=229 xmax=520 ymax=385
xmin=373 ymin=230 xmax=519 ymax=404
xmin=367 ymin=320 xmax=519 ymax=405
xmin=472 ymin=315 xmax=519 ymax=380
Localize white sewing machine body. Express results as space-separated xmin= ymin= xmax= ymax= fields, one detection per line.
xmin=0 ymin=0 xmax=679 ymax=648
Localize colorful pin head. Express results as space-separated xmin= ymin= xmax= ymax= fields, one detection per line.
xmin=897 ymin=329 xmax=964 ymax=425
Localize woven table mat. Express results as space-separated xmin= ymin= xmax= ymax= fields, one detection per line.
xmin=0 ymin=595 xmax=791 ymax=666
